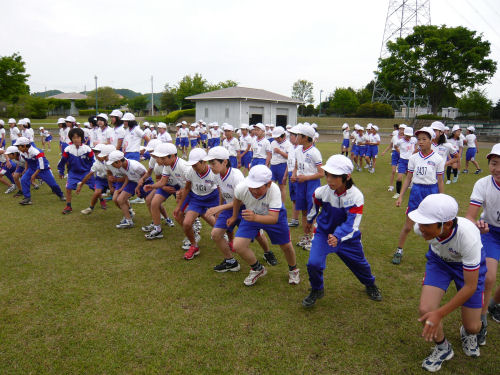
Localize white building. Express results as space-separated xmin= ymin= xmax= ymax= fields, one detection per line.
xmin=186 ymin=87 xmax=302 ymax=127
xmin=47 ymin=92 xmax=88 ymax=116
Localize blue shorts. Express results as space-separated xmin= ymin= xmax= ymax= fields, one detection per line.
xmin=397 ymin=158 xmax=409 ymax=174
xmin=342 ymin=139 xmax=349 ymax=148
xmin=200 ymin=134 xmax=207 ymax=141
xmin=66 ymin=172 xmax=94 ymax=190
xmin=270 ymin=163 xmax=287 ymax=184
xmin=391 ymin=150 xmax=400 ymax=166
xmin=251 ymin=158 xmax=266 ymax=168
xmin=94 ymin=176 xmax=109 ymax=191
xmin=180 ymin=138 xmax=189 ymax=147
xmin=214 ymin=208 xmax=241 ymax=232
xmin=186 ymin=189 xmax=219 ymax=215
xmin=190 ymin=139 xmax=198 ymax=148
xmin=295 ymin=179 xmax=321 ymax=211
xmin=407 ymin=183 xmax=439 ymax=215
xmin=288 ymin=171 xmax=297 ymax=201
xmin=212 ymin=138 xmax=220 ymax=147
xmin=358 ymin=145 xmax=367 ymax=156
xmin=466 ymin=148 xmax=477 ymax=161
xmin=235 ymin=208 xmax=290 ymax=245
xmin=481 ymin=225 xmax=500 ymax=261
xmin=15 ymin=165 xmax=24 ymax=174
xmin=155 ymin=184 xmax=180 ymax=199
xmin=229 ymin=156 xmax=238 ymax=168
xmin=423 ymin=250 xmax=486 ymax=309
xmin=45 ymin=135 xmax=52 ymax=142
xmin=367 ymin=145 xmax=378 ymax=158
xmin=175 ymin=137 xmax=180 ymax=146
xmin=351 ymin=144 xmax=358 ymax=156
xmin=124 ymin=152 xmax=140 ymax=161
xmin=240 ymin=151 xmax=252 ymax=169
xmin=121 ymin=177 xmax=153 ymax=197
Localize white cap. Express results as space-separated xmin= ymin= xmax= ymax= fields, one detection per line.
xmin=451 ymin=124 xmax=461 ymax=133
xmin=342 ymin=123 xmax=348 ymax=130
xmin=0 ymin=120 xmax=4 ymax=126
xmin=444 ymin=126 xmax=450 ymax=131
xmin=486 ymin=144 xmax=500 ymax=159
xmin=403 ymin=127 xmax=414 ymax=137
xmin=358 ymin=126 xmax=364 ymax=131
xmin=23 ymin=118 xmax=30 ymax=124
xmin=157 ymin=122 xmax=167 ymax=129
xmin=354 ymin=124 xmax=361 ymax=130
xmin=373 ymin=125 xmax=379 ymax=132
xmin=399 ymin=123 xmax=407 ymax=129
xmin=39 ymin=126 xmax=44 ymax=130
xmin=65 ymin=116 xmax=76 ymax=123
xmin=176 ymin=123 xmax=182 ymax=127
xmin=14 ymin=137 xmax=31 ymax=146
xmin=321 ymin=154 xmax=354 ymax=175
xmin=143 ymin=121 xmax=150 ymax=127
xmin=122 ymin=113 xmax=135 ymax=121
xmin=272 ymin=127 xmax=285 ymax=138
xmin=296 ymin=124 xmax=315 ymax=138
xmin=246 ymin=165 xmax=272 ymax=188
xmin=186 ymin=148 xmax=207 ymax=166
xmin=254 ymin=123 xmax=265 ymax=131
xmin=240 ymin=123 xmax=249 ymax=129
xmin=311 ymin=123 xmax=318 ymax=129
xmin=92 ymin=143 xmax=106 ymax=152
xmin=5 ymin=146 xmax=19 ymax=154
xmin=289 ymin=125 xmax=301 ymax=134
xmin=408 ymin=194 xmax=458 ymax=224
xmin=145 ymin=139 xmax=161 ymax=152
xmin=110 ymin=109 xmax=123 ymax=118
xmin=151 ymin=143 xmax=177 ymax=157
xmin=106 ymin=150 xmax=125 ymax=165
xmin=224 ymin=124 xmax=234 ymax=132
xmin=203 ymin=146 xmax=229 ymax=161
xmin=97 ymin=113 xmax=109 ymax=121
xmin=17 ymin=119 xmax=26 ymax=126
xmin=430 ymin=121 xmax=445 ymax=132
xmin=467 ymin=126 xmax=475 ymax=132
xmin=8 ymin=118 xmax=16 ymax=124
xmin=286 ymin=124 xmax=292 ymax=129
xmin=100 ymin=144 xmax=116 ymax=156
xmin=366 ymin=123 xmax=373 ymax=130
xmin=84 ymin=122 xmax=91 ymax=128
xmin=303 ymin=122 xmax=310 ymax=127
xmin=181 ymin=121 xmax=187 ymax=125
xmin=415 ymin=127 xmax=435 ymax=139
xmin=269 ymin=123 xmax=276 ymax=128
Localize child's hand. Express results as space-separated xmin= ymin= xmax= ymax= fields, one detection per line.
xmin=327 ymin=234 xmax=338 ymax=247
xmin=75 ymin=183 xmax=82 ymax=194
xmin=395 ymin=197 xmax=402 ymax=207
xmin=476 ymin=220 xmax=489 ymax=234
xmin=226 ymin=216 xmax=237 ymax=227
xmin=205 ymin=207 xmax=219 ymax=218
xmin=143 ymin=184 xmax=153 ymax=192
xmin=59 ymin=174 xmax=64 ymax=180
xmin=241 ymin=209 xmax=256 ymax=222
xmin=296 ymin=175 xmax=307 ymax=183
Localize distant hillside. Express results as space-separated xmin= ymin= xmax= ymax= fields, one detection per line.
xmin=33 ymin=90 xmax=63 ymax=97
xmin=115 ymin=89 xmax=142 ymax=99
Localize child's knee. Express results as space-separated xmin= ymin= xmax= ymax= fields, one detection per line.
xmin=463 ymin=320 xmax=481 ymax=334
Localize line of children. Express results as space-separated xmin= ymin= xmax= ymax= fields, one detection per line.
xmin=382 ymin=123 xmax=405 ymax=192
xmin=392 ymin=126 xmax=417 ymax=199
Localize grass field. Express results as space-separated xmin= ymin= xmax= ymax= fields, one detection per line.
xmin=0 ymin=139 xmax=498 ymax=374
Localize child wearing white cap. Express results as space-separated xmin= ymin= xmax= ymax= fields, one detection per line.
xmin=341 ymin=123 xmax=350 ymax=156
xmin=430 ymin=122 xmax=459 ymax=185
xmin=222 ymin=125 xmax=240 ymax=168
xmin=8 ymin=119 xmax=19 ymax=146
xmin=238 ymin=125 xmax=253 ymax=171
xmin=409 ymin=194 xmax=485 ymax=372
xmin=270 ymin=126 xmax=292 ymax=203
xmin=21 ymin=120 xmax=35 ymax=147
xmin=0 ymin=147 xmax=17 ymax=193
xmin=286 ymin=125 xmax=300 ymax=228
xmin=291 ymin=124 xmax=324 ymax=250
xmin=465 ymin=144 xmax=500 ymax=343
xmin=227 ymin=164 xmax=299 ymax=286
xmin=96 ymin=114 xmax=114 ymax=146
xmin=77 ymin=144 xmax=115 ymax=213
xmin=188 ymin=124 xmax=199 ymax=150
xmin=3 ymin=145 xmax=24 ymax=195
xmin=173 ymin=148 xmax=218 ymax=260
xmin=178 ymin=122 xmax=189 ymax=157
xmin=365 ymin=125 xmax=380 ymax=173
xmin=109 ymin=110 xmax=125 ymax=151
xmin=122 ymin=113 xmax=150 ymax=161
xmin=447 ymin=125 xmax=464 ymax=183
xmin=463 ymin=126 xmax=482 ymax=174
xmin=392 ymin=126 xmax=417 ymax=199
xmin=0 ymin=120 xmax=6 ymax=148
xmin=393 ymin=127 xmax=445 ymax=265
xmin=302 ymin=154 xmax=382 ymax=307
xmin=381 ymin=124 xmax=405 ymax=191
xmin=250 ymin=124 xmax=272 ymax=168
xmin=39 ymin=127 xmax=52 ymax=152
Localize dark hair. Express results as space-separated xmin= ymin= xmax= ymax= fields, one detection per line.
xmin=23 ymin=123 xmax=31 ymax=129
xmin=394 ymin=124 xmax=399 ymax=129
xmin=436 ymin=133 xmax=447 ymax=145
xmin=68 ymin=127 xmax=84 ymax=142
xmin=214 ymin=158 xmax=230 ymax=167
xmin=111 ymin=116 xmax=123 ymax=126
xmin=0 ymin=124 xmax=3 ymax=129
xmin=88 ymin=116 xmax=98 ymax=126
xmin=437 ymin=217 xmax=458 ymax=228
xmin=97 ymin=117 xmax=108 ymax=126
xmin=127 ymin=120 xmax=138 ymax=129
xmin=325 ymin=172 xmax=354 ymax=189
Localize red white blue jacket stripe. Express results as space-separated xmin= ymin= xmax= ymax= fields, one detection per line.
xmin=58 ymin=144 xmax=95 ymax=175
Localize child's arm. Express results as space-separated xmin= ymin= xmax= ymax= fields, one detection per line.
xmin=227 ymin=198 xmax=242 ymax=228
xmin=437 ymin=173 xmax=444 ymax=193
xmin=116 ymin=175 xmax=128 ymax=194
xmin=173 ymin=181 xmax=191 ymax=217
xmin=75 ymin=171 xmax=94 ymax=194
xmin=57 ymin=152 xmax=68 ymax=178
xmin=265 ymin=151 xmax=271 ymax=167
xmin=381 ymin=141 xmax=393 ymax=156
xmin=242 ymin=208 xmax=279 ymax=225
xmin=297 ymin=164 xmax=324 ymax=183
xmin=306 ymin=192 xmax=322 ymax=233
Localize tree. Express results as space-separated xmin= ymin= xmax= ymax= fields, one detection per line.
xmin=128 ymin=94 xmax=149 ymax=112
xmin=492 ymin=99 xmax=500 ymax=120
xmin=456 ymin=89 xmax=492 ymax=117
xmin=329 ymin=88 xmax=359 ymax=115
xmin=176 ymin=73 xmax=209 ymax=109
xmin=160 ymin=84 xmax=178 ymax=112
xmin=0 ymin=53 xmax=30 ymax=102
xmin=376 ymin=25 xmax=497 ymax=114
xmin=86 ymin=87 xmax=121 ymax=110
xmin=207 ymin=80 xmax=238 ymax=91
xmin=292 ymin=80 xmax=314 ymax=109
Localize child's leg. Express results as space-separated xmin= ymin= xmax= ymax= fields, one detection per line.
xmin=255 ymin=233 xmax=269 ymax=252
xmin=336 ymin=240 xmax=376 ymax=286
xmin=38 ymin=170 xmax=63 ymax=197
xmin=472 ymin=160 xmax=480 ymax=170
xmin=183 ymin=210 xmax=199 ymax=245
xmin=306 ymin=235 xmax=329 ymax=290
xmin=13 ymin=173 xmax=22 ymax=191
xmin=201 ymin=212 xmax=216 ymax=227
xmin=212 ymin=227 xmax=232 ymax=258
xmin=233 ymin=237 xmax=256 ymax=265
xmin=397 ymin=216 xmax=414 ymax=249
xmin=0 ymin=175 xmax=11 ymax=187
xmin=396 ymin=173 xmax=404 ymax=193
xmin=301 ymin=210 xmax=309 ymax=234
xmin=279 ymin=242 xmax=296 ymax=267
xmin=65 ymin=188 xmax=72 ymax=204
xmin=278 ymin=183 xmax=286 ymax=204
xmin=112 ymin=190 xmax=121 ymax=208
xmin=419 ymin=285 xmax=446 ymax=342
xmin=90 ymin=188 xmax=103 ymax=208
xmin=482 ymin=258 xmax=498 ymax=316
xmin=461 ymin=306 xmax=482 ymax=335
xmin=20 ymin=169 xmax=34 ymax=198
xmin=117 ymin=191 xmax=133 ymax=219
xmin=151 ymin=194 xmax=166 ymax=225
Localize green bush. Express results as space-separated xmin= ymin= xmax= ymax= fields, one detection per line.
xmin=355 ymin=102 xmax=394 ymax=118
xmin=415 ymin=114 xmax=444 ymax=120
xmin=143 ymin=115 xmax=166 ymax=123
xmin=164 ymin=109 xmax=195 ymax=124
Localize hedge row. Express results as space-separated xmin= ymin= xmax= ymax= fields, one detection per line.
xmin=78 ymin=109 xmax=112 ymax=116
xmin=164 ymin=109 xmax=196 ymax=124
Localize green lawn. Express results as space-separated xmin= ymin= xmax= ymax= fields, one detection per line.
xmin=0 ymin=140 xmax=498 ymax=374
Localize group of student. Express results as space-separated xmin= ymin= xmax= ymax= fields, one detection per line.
xmin=340 ymin=122 xmax=381 ymax=173
xmin=0 ymin=113 xmax=499 ymax=373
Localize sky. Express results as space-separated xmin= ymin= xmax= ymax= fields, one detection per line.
xmin=2 ymin=0 xmax=500 ymax=105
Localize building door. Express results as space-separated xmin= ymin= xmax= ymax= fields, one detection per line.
xmin=276 ymin=115 xmax=287 ymax=127
xmin=249 ymin=114 xmax=263 ymax=125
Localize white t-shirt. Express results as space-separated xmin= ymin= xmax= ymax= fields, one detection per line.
xmin=143 ymin=128 xmax=152 ymax=139
xmin=22 ymin=128 xmax=34 ymax=142
xmin=251 ymin=137 xmax=271 ymax=159
xmin=414 ymin=217 xmax=482 ymax=270
xmin=470 ymin=176 xmax=500 ymax=228
xmin=396 ymin=137 xmax=417 ymax=159
xmin=10 ymin=126 xmax=20 ymax=141
xmin=295 ymin=144 xmax=322 ymax=176
xmin=223 ymin=137 xmax=240 ymax=157
xmin=112 ymin=125 xmax=126 ymax=148
xmin=239 ymin=134 xmax=252 ymax=152
xmin=287 ymin=144 xmax=298 ymax=172
xmin=157 ymin=131 xmax=172 ymax=143
xmin=390 ymin=134 xmax=402 ymax=151
xmin=188 ymin=130 xmax=199 ymax=140
xmin=448 ymin=137 xmax=463 ymax=153
xmin=343 ymin=130 xmax=350 ymax=140
xmin=234 ymin=181 xmax=282 ymax=215
xmin=119 ymin=159 xmax=147 ymax=182
xmin=465 ymin=134 xmax=477 ymax=148
xmin=270 ymin=139 xmax=292 ymax=165
xmin=91 ymin=159 xmax=108 ymax=179
xmin=148 ymin=157 xmax=164 ymax=176
xmin=97 ymin=126 xmax=114 ymax=145
xmin=161 ymin=157 xmax=189 ymax=188
xmin=432 ymin=142 xmax=457 ymax=161
xmin=185 ymin=166 xmax=218 ymax=196
xmin=216 ymin=167 xmax=244 ymax=203
xmin=407 ymin=151 xmax=445 ymax=184
xmin=178 ymin=127 xmax=189 ymax=138
xmin=0 ymin=128 xmax=6 ymax=140
xmin=123 ymin=127 xmax=145 ymax=153
xmin=210 ymin=128 xmax=221 ymax=139
xmin=371 ymin=133 xmax=381 ymax=145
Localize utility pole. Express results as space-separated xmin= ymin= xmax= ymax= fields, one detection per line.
xmin=151 ymin=75 xmax=154 ymax=116
xmin=94 ymin=75 xmax=98 ymax=115
xmin=319 ymin=90 xmax=324 ymax=116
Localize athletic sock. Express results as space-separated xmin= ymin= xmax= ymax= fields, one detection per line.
xmin=396 ymin=247 xmax=403 ymax=254
xmin=436 ymin=338 xmax=449 ymax=350
xmin=288 ymin=264 xmax=297 ymax=271
xmin=67 ymin=202 xmax=72 ymax=208
xmin=396 ymin=180 xmax=402 ymax=194
xmin=89 ymin=205 xmax=94 ymax=210
xmin=226 ymin=258 xmax=236 ymax=264
xmin=446 ymin=166 xmax=452 ymax=180
xmin=154 ymin=225 xmax=161 ymax=231
xmin=481 ymin=314 xmax=487 ymax=327
xmin=453 ymin=168 xmax=458 ymax=177
xmin=250 ymin=261 xmax=263 ymax=271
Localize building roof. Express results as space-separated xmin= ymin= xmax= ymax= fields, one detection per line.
xmin=48 ymin=92 xmax=88 ymax=100
xmin=186 ymin=86 xmax=302 ymax=104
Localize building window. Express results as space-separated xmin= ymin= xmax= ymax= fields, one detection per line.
xmin=225 ymin=108 xmax=229 ymax=119
xmin=204 ymin=108 xmax=208 ymax=118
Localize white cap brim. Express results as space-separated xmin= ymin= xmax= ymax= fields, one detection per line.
xmin=408 ymin=210 xmax=436 ymax=224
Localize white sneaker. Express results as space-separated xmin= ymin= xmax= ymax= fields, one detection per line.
xmin=181 ymin=233 xmax=201 ymax=250
xmin=129 ymin=208 xmax=135 ymax=218
xmin=364 ymin=164 xmax=369 ymax=169
xmin=116 ymin=218 xmax=134 ymax=229
xmin=369 ymin=168 xmax=375 ymax=173
xmin=296 ymin=235 xmax=310 ymax=247
xmin=142 ymin=223 xmax=155 ymax=232
xmin=145 ymin=228 xmax=164 ymax=240
xmin=129 ymin=197 xmax=145 ymax=204
xmin=5 ymin=184 xmax=16 ymax=194
xmin=460 ymin=326 xmax=480 ymax=357
xmin=446 ymin=180 xmax=451 ymax=185
xmin=243 ymin=266 xmax=267 ymax=286
xmin=388 ymin=186 xmax=394 ymax=192
xmin=392 ymin=193 xmax=400 ymax=199
xmin=80 ymin=207 xmax=93 ymax=215
xmin=422 ymin=344 xmax=454 ymax=372
xmin=288 ymin=269 xmax=300 ymax=285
